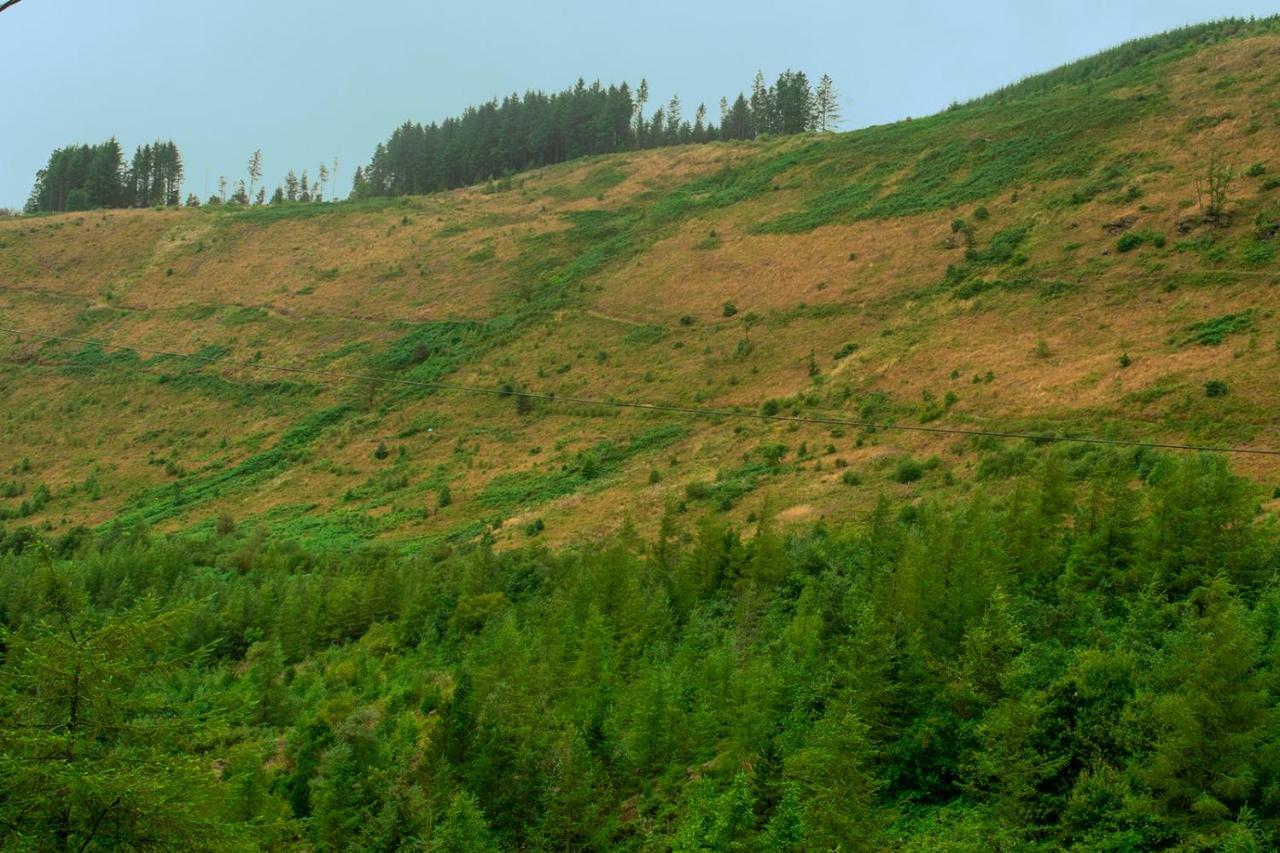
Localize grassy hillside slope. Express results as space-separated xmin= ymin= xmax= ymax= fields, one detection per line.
xmin=3 ymin=18 xmax=1280 ymax=550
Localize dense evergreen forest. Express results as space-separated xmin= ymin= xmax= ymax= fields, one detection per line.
xmin=24 ymin=139 xmax=184 ymax=213
xmin=352 ymin=70 xmax=839 ymax=197
xmin=1 ymin=449 xmax=1277 ymax=850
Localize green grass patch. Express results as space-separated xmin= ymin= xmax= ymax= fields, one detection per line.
xmin=475 ymin=425 xmax=687 ymax=511
xmin=623 ymin=325 xmax=669 ymax=346
xmin=1182 ymin=310 xmax=1256 ymax=346
xmin=109 ymin=404 xmax=353 ymax=527
xmin=544 ymin=162 xmax=629 ymax=200
xmin=221 ymin=306 xmax=269 ymax=326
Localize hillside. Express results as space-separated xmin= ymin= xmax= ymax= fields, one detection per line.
xmin=3 ymin=18 xmax=1280 ymax=551
xmin=6 ymin=17 xmax=1280 ymax=852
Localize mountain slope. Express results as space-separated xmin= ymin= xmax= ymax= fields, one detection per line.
xmin=3 ymin=19 xmax=1280 ymax=550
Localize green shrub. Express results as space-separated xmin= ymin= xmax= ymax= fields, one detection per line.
xmin=892 ymin=458 xmax=924 ymax=484
xmin=1242 ymin=240 xmax=1277 ymax=266
xmin=1116 ymin=230 xmax=1164 ymax=253
xmin=1116 ymin=233 xmax=1142 ymax=253
xmin=685 ymin=481 xmax=711 ymax=500
xmin=976 ymin=445 xmax=1035 ymax=480
xmin=722 ymin=302 xmax=738 ymax=317
xmin=1254 ymin=202 xmax=1280 ymax=239
xmin=965 ymin=225 xmax=1029 ymax=265
xmin=833 ymin=342 xmax=858 ymax=360
xmin=758 ymin=444 xmax=788 ymax=466
xmin=1204 ymin=379 xmax=1229 ymax=397
xmin=695 ymin=230 xmax=722 ymax=250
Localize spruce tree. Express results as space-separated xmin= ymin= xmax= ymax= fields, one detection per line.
xmin=814 ymin=73 xmax=841 ymax=131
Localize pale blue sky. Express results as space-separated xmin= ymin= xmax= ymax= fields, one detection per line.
xmin=1 ymin=1 xmax=1276 ymax=208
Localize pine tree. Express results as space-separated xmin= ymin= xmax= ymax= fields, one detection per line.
xmin=132 ymin=144 xmax=154 ymax=206
xmin=1139 ymin=454 xmax=1266 ymax=595
xmin=1136 ymin=579 xmax=1270 ymax=829
xmin=0 ymin=574 xmax=249 ymax=849
xmin=434 ymin=791 xmax=500 ymax=852
xmin=813 ymin=73 xmax=841 ymax=131
xmin=247 ymin=149 xmax=262 ymax=201
xmin=784 ymin=705 xmax=881 ymax=846
xmin=725 ymin=93 xmax=752 ymax=140
xmin=84 ymin=138 xmax=124 ymax=208
xmin=163 ymin=141 xmax=183 ymax=204
xmin=750 ymin=70 xmax=774 ymax=135
xmin=666 ymin=94 xmax=682 ymax=144
xmin=634 ymin=78 xmax=649 ymax=142
xmin=774 ymin=70 xmax=815 ymax=134
xmin=537 ymin=727 xmax=608 ymax=849
xmin=649 ymin=107 xmax=666 ymax=144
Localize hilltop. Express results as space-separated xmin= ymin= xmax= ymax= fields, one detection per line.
xmin=2 ymin=17 xmax=1280 ymax=550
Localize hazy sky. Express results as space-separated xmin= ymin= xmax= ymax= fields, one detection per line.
xmin=2 ymin=1 xmax=1277 ymax=208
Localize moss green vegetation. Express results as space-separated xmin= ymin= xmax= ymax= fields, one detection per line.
xmin=3 ymin=453 xmax=1279 ymax=849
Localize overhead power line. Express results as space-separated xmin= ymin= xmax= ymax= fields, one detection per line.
xmin=2 ymin=323 xmax=1279 ymax=457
